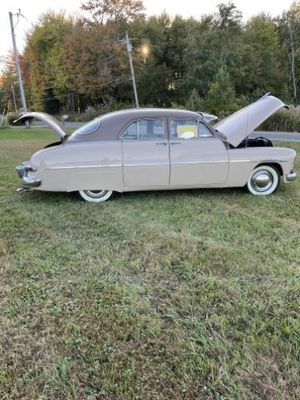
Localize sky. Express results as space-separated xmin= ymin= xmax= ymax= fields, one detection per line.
xmin=0 ymin=0 xmax=295 ymax=62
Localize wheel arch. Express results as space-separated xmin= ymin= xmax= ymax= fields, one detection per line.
xmin=254 ymin=162 xmax=283 ymax=176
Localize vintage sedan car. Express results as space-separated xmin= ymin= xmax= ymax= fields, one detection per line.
xmin=16 ymin=94 xmax=297 ymax=202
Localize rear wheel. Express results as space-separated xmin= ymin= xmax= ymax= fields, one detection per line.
xmin=246 ymin=165 xmax=280 ymax=195
xmin=77 ymin=189 xmax=113 ymax=202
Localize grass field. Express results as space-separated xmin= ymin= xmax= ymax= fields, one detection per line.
xmin=0 ymin=128 xmax=299 ymax=399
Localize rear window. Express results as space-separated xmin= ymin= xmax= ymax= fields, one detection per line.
xmin=73 ymin=119 xmax=101 ymax=136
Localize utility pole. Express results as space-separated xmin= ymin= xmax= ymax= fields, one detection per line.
xmin=9 ymin=11 xmax=28 ymax=114
xmin=11 ymin=82 xmax=18 ymax=112
xmin=287 ymin=21 xmax=297 ymax=102
xmin=125 ymin=32 xmax=139 ymax=108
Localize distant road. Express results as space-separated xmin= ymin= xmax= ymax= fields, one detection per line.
xmin=64 ymin=122 xmax=84 ymax=128
xmin=250 ymin=131 xmax=300 ymax=142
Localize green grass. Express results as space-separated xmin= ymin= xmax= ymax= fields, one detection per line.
xmin=0 ymin=128 xmax=300 ymax=399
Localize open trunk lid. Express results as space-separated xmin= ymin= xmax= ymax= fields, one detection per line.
xmin=14 ymin=112 xmax=67 ymax=140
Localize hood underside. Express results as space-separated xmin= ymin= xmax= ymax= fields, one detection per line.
xmin=214 ymin=94 xmax=287 ymax=147
xmin=15 ymin=112 xmax=67 ymax=140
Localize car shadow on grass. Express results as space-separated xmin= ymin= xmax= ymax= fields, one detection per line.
xmin=14 ymin=184 xmax=295 ymax=205
xmin=117 ymin=187 xmax=244 ymax=200
xmin=17 ymin=187 xmax=244 ymax=204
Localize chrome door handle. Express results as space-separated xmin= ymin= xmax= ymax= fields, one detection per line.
xmin=156 ymin=142 xmax=168 ymax=146
xmin=170 ymin=141 xmax=182 ymax=145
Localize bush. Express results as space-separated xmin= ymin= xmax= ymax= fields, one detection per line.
xmin=260 ymin=106 xmax=300 ymax=132
xmin=66 ymin=102 xmax=134 ymax=122
xmin=0 ymin=112 xmax=9 ymax=129
xmin=0 ymin=120 xmax=9 ymax=129
xmin=5 ymin=112 xmax=23 ymax=126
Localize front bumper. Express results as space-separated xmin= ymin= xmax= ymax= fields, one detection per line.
xmin=286 ymin=172 xmax=297 ymax=182
xmin=16 ymin=162 xmax=41 ymax=188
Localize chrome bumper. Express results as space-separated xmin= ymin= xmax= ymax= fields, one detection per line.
xmin=22 ymin=175 xmax=41 ymax=187
xmin=286 ymin=172 xmax=297 ymax=182
xmin=16 ymin=162 xmax=41 ymax=189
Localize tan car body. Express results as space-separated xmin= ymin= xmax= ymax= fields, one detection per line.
xmin=16 ymin=95 xmax=297 ymax=196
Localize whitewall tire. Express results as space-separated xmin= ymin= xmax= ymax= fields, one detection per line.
xmin=77 ymin=189 xmax=113 ymax=203
xmin=246 ymin=165 xmax=280 ymax=196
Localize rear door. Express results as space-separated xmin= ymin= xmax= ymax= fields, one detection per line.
xmin=122 ymin=118 xmax=169 ymax=188
xmin=169 ymin=119 xmax=229 ymax=186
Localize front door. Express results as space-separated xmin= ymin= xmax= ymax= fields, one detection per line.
xmin=169 ymin=119 xmax=229 ymax=186
xmin=122 ymin=118 xmax=169 ymax=188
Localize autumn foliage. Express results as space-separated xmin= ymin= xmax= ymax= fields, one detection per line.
xmin=1 ymin=1 xmax=300 ymax=115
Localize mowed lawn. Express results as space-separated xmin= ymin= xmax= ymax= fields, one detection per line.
xmin=0 ymin=128 xmax=299 ymax=400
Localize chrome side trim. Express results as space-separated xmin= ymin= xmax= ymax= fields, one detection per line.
xmin=125 ymin=161 xmax=227 ymax=167
xmin=47 ymin=164 xmax=122 ymax=170
xmin=230 ymin=160 xmax=252 ymax=163
xmin=230 ymin=159 xmax=288 ymax=163
xmin=125 ymin=163 xmax=170 ymax=167
xmin=171 ymin=160 xmax=227 ymax=165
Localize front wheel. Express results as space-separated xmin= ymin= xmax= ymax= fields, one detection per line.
xmin=246 ymin=165 xmax=280 ymax=195
xmin=77 ymin=189 xmax=113 ymax=203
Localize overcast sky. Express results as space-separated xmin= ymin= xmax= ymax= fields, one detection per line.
xmin=0 ymin=0 xmax=295 ymax=62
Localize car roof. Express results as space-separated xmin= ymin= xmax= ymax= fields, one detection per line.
xmin=101 ymin=108 xmax=201 ymax=120
xmin=69 ymin=108 xmax=202 ymax=142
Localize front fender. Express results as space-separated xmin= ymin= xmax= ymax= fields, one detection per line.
xmin=227 ymin=147 xmax=296 ymax=186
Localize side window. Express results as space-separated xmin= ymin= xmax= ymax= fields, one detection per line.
xmin=198 ymin=122 xmax=213 ymax=138
xmin=171 ymin=120 xmax=213 ymax=139
xmin=122 ymin=119 xmax=165 ymax=140
xmin=171 ymin=120 xmax=198 ymax=139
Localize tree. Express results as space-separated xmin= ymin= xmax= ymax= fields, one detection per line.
xmin=216 ymin=2 xmax=242 ymax=29
xmin=204 ymin=66 xmax=239 ymax=115
xmin=0 ymin=52 xmax=19 ymax=112
xmin=63 ymin=20 xmax=130 ymax=110
xmin=136 ymin=13 xmax=174 ymax=106
xmin=165 ymin=16 xmax=199 ymax=104
xmin=15 ymin=1 xmax=298 ymax=114
xmin=138 ymin=60 xmax=173 ymax=107
xmin=81 ymin=0 xmax=145 ymax=23
xmin=278 ymin=2 xmax=300 ymax=103
xmin=175 ymin=3 xmax=245 ymax=104
xmin=22 ymin=11 xmax=73 ymax=110
xmin=244 ymin=14 xmax=284 ymax=98
xmin=186 ymin=89 xmax=203 ymax=111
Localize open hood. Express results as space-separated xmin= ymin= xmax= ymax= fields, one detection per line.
xmin=15 ymin=112 xmax=67 ymax=140
xmin=214 ymin=94 xmax=287 ymax=147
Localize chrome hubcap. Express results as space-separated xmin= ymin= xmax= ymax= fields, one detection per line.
xmin=84 ymin=190 xmax=108 ymax=198
xmin=251 ymin=170 xmax=273 ymax=192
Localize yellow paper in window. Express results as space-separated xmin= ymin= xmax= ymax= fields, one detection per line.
xmin=177 ymin=125 xmax=197 ymax=139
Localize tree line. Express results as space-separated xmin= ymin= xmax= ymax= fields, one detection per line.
xmin=1 ymin=0 xmax=300 ymax=117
